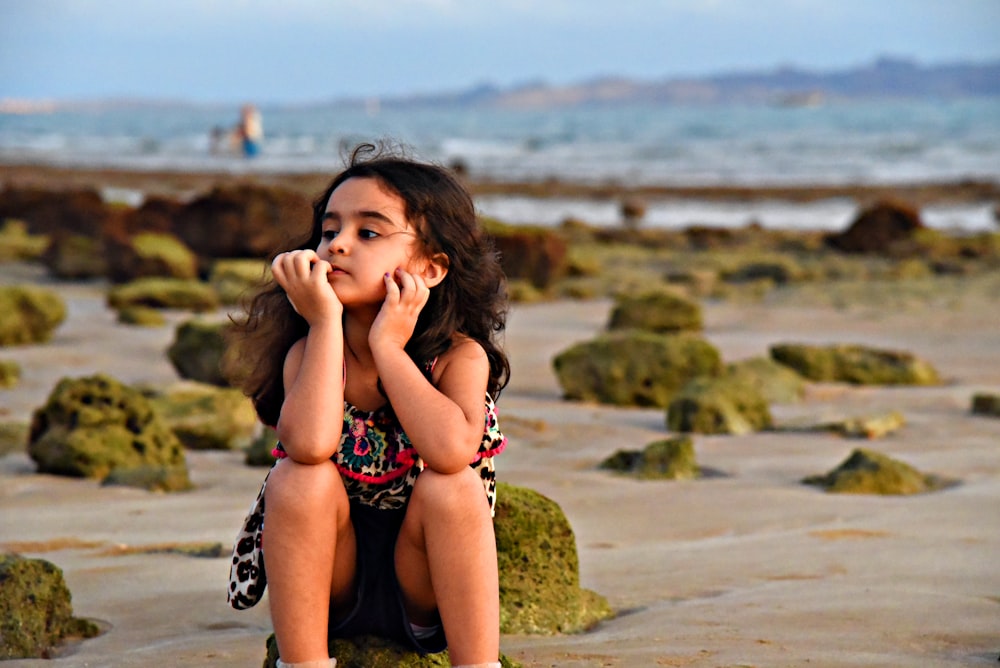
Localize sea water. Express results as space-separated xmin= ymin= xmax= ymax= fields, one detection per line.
xmin=1 ymin=97 xmax=998 ymax=230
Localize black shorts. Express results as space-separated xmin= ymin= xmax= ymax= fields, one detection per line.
xmin=328 ymin=501 xmax=447 ymax=654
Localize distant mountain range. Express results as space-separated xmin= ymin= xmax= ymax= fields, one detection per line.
xmin=338 ymin=56 xmax=1000 ymax=110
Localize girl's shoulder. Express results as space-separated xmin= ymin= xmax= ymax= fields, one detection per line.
xmin=428 ymin=334 xmax=487 ymax=382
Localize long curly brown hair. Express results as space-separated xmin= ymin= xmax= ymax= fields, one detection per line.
xmin=226 ymin=143 xmax=510 ymax=427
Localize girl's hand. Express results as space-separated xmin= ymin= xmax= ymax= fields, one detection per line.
xmin=271 ymin=250 xmax=342 ymax=325
xmin=369 ymin=268 xmax=429 ymax=352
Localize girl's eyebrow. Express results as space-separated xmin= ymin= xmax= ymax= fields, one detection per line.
xmin=322 ymin=209 xmax=405 ymax=228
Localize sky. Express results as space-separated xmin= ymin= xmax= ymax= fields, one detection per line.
xmin=1 ymin=0 xmax=998 ymax=105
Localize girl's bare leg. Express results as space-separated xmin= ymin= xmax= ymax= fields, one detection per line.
xmin=263 ymin=459 xmax=356 ymax=663
xmin=395 ymin=467 xmax=500 ymax=664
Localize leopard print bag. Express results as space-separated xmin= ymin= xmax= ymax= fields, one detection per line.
xmin=227 ymin=470 xmax=270 ymax=610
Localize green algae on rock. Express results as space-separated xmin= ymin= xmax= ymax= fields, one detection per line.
xmin=666 ymin=375 xmax=773 ymax=435
xmin=245 ymin=425 xmax=279 ymax=467
xmin=0 ymin=285 xmax=67 ymax=346
xmin=0 ymin=554 xmax=100 ymax=660
xmin=107 ymin=231 xmax=198 ymax=283
xmin=724 ymin=356 xmax=807 ymax=404
xmin=147 ymin=382 xmax=257 ymax=450
xmin=803 ymin=448 xmax=950 ymax=495
xmin=167 ymin=319 xmax=232 ymax=387
xmin=0 ymin=358 xmax=22 ymax=388
xmin=770 ymin=343 xmax=940 ymax=386
xmin=607 ymin=288 xmax=703 ymax=334
xmin=27 ymin=374 xmax=191 ymax=491
xmin=553 ymin=330 xmax=722 ymax=407
xmin=495 ymin=482 xmax=613 ymax=635
xmin=971 ymin=393 xmax=1000 ymax=417
xmin=600 ymin=436 xmax=700 ymax=480
xmin=107 ymin=277 xmax=219 ymax=312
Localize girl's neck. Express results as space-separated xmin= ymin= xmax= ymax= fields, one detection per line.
xmin=342 ymin=310 xmax=376 ymax=368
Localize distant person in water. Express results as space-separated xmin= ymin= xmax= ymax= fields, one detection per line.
xmin=237 ymin=104 xmax=263 ymax=157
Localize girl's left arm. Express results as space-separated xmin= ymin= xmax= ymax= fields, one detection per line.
xmin=375 ymin=339 xmax=488 ymax=474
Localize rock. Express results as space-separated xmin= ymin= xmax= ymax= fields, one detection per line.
xmin=146 ymin=382 xmax=257 ymax=450
xmin=0 ymin=285 xmax=67 ymax=346
xmin=208 ymin=258 xmax=270 ymax=305
xmin=171 ymin=184 xmax=311 ymax=260
xmin=0 ymin=554 xmax=100 ymax=659
xmin=971 ymin=393 xmax=1000 ymax=417
xmin=107 ymin=277 xmax=219 ymax=312
xmin=0 ymin=185 xmax=112 ymax=237
xmin=770 ymin=343 xmax=940 ymax=386
xmin=41 ymin=234 xmax=109 ymax=279
xmin=115 ymin=305 xmax=167 ymax=327
xmin=802 ymin=448 xmax=949 ymax=495
xmin=553 ymin=331 xmax=722 ymax=407
xmin=482 ymin=217 xmax=568 ymax=290
xmin=666 ymin=375 xmax=773 ymax=435
xmin=105 ymin=232 xmax=198 ymax=283
xmin=600 ymin=435 xmax=700 ymax=479
xmin=0 ymin=219 xmax=48 ymax=261
xmin=619 ymin=196 xmax=647 ymax=227
xmin=825 ymin=199 xmax=924 ymax=255
xmin=27 ymin=374 xmax=191 ymax=491
xmin=495 ymin=482 xmax=613 ymax=634
xmin=820 ymin=411 xmax=906 ymax=439
xmin=245 ymin=425 xmax=279 ymax=467
xmin=607 ymin=289 xmax=703 ymax=333
xmin=0 ymin=359 xmax=21 ymax=388
xmin=721 ymin=258 xmax=806 ymax=285
xmin=724 ymin=357 xmax=807 ymax=404
xmin=167 ymin=319 xmax=232 ymax=386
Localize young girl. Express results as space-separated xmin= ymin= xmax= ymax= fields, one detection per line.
xmin=227 ymin=143 xmax=510 ymax=668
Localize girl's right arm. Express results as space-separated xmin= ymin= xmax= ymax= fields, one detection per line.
xmin=271 ymin=250 xmax=345 ymax=464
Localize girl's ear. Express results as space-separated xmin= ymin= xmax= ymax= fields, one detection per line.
xmin=421 ymin=252 xmax=449 ymax=288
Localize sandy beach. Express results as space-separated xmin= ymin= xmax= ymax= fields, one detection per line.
xmin=1 ymin=168 xmax=999 ymax=667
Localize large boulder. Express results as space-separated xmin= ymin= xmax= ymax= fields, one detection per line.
xmin=171 ymin=184 xmax=310 ymax=260
xmin=724 ymin=357 xmax=807 ymax=404
xmin=553 ymin=331 xmax=722 ymax=407
xmin=107 ymin=277 xmax=220 ymax=313
xmin=0 ymin=285 xmax=67 ymax=346
xmin=495 ymin=482 xmax=613 ymax=634
xmin=607 ymin=289 xmax=702 ymax=333
xmin=0 ymin=186 xmax=112 ymax=237
xmin=167 ymin=319 xmax=232 ymax=386
xmin=482 ymin=218 xmax=568 ymax=290
xmin=825 ymin=199 xmax=924 ymax=255
xmin=105 ymin=232 xmax=199 ymax=283
xmin=803 ymin=448 xmax=950 ymax=495
xmin=599 ymin=436 xmax=700 ymax=480
xmin=770 ymin=343 xmax=940 ymax=386
xmin=27 ymin=374 xmax=190 ymax=491
xmin=0 ymin=554 xmax=100 ymax=659
xmin=666 ymin=375 xmax=773 ymax=435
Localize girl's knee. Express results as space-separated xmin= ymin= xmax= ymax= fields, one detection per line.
xmin=265 ymin=459 xmax=347 ymax=512
xmin=411 ymin=467 xmax=487 ymax=516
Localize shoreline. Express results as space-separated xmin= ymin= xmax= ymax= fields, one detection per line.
xmin=2 ymin=161 xmax=998 ymax=207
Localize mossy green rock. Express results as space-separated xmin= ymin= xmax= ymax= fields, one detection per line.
xmin=666 ymin=375 xmax=773 ymax=435
xmin=0 ymin=359 xmax=22 ymax=388
xmin=27 ymin=374 xmax=191 ymax=491
xmin=607 ymin=289 xmax=703 ymax=333
xmin=107 ymin=277 xmax=219 ymax=312
xmin=725 ymin=356 xmax=807 ymax=404
xmin=108 ymin=232 xmax=198 ymax=283
xmin=209 ymin=258 xmax=269 ymax=305
xmin=41 ymin=234 xmax=108 ymax=279
xmin=803 ymin=448 xmax=948 ymax=495
xmin=167 ymin=319 xmax=232 ymax=386
xmin=115 ymin=305 xmax=167 ymax=327
xmin=0 ymin=219 xmax=48 ymax=261
xmin=0 ymin=285 xmax=67 ymax=346
xmin=770 ymin=343 xmax=940 ymax=386
xmin=553 ymin=331 xmax=722 ymax=407
xmin=495 ymin=482 xmax=613 ymax=634
xmin=971 ymin=393 xmax=1000 ymax=417
xmin=147 ymin=382 xmax=257 ymax=450
xmin=0 ymin=554 xmax=100 ymax=659
xmin=600 ymin=436 xmax=699 ymax=479
xmin=245 ymin=425 xmax=279 ymax=467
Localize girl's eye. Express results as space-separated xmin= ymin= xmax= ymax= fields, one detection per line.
xmin=322 ymin=229 xmax=339 ymax=241
xmin=359 ymin=229 xmax=380 ymax=240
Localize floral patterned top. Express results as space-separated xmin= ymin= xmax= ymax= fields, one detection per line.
xmin=272 ymin=392 xmax=506 ymax=515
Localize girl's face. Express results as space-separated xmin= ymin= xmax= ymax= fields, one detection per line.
xmin=316 ymin=177 xmax=427 ymax=307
